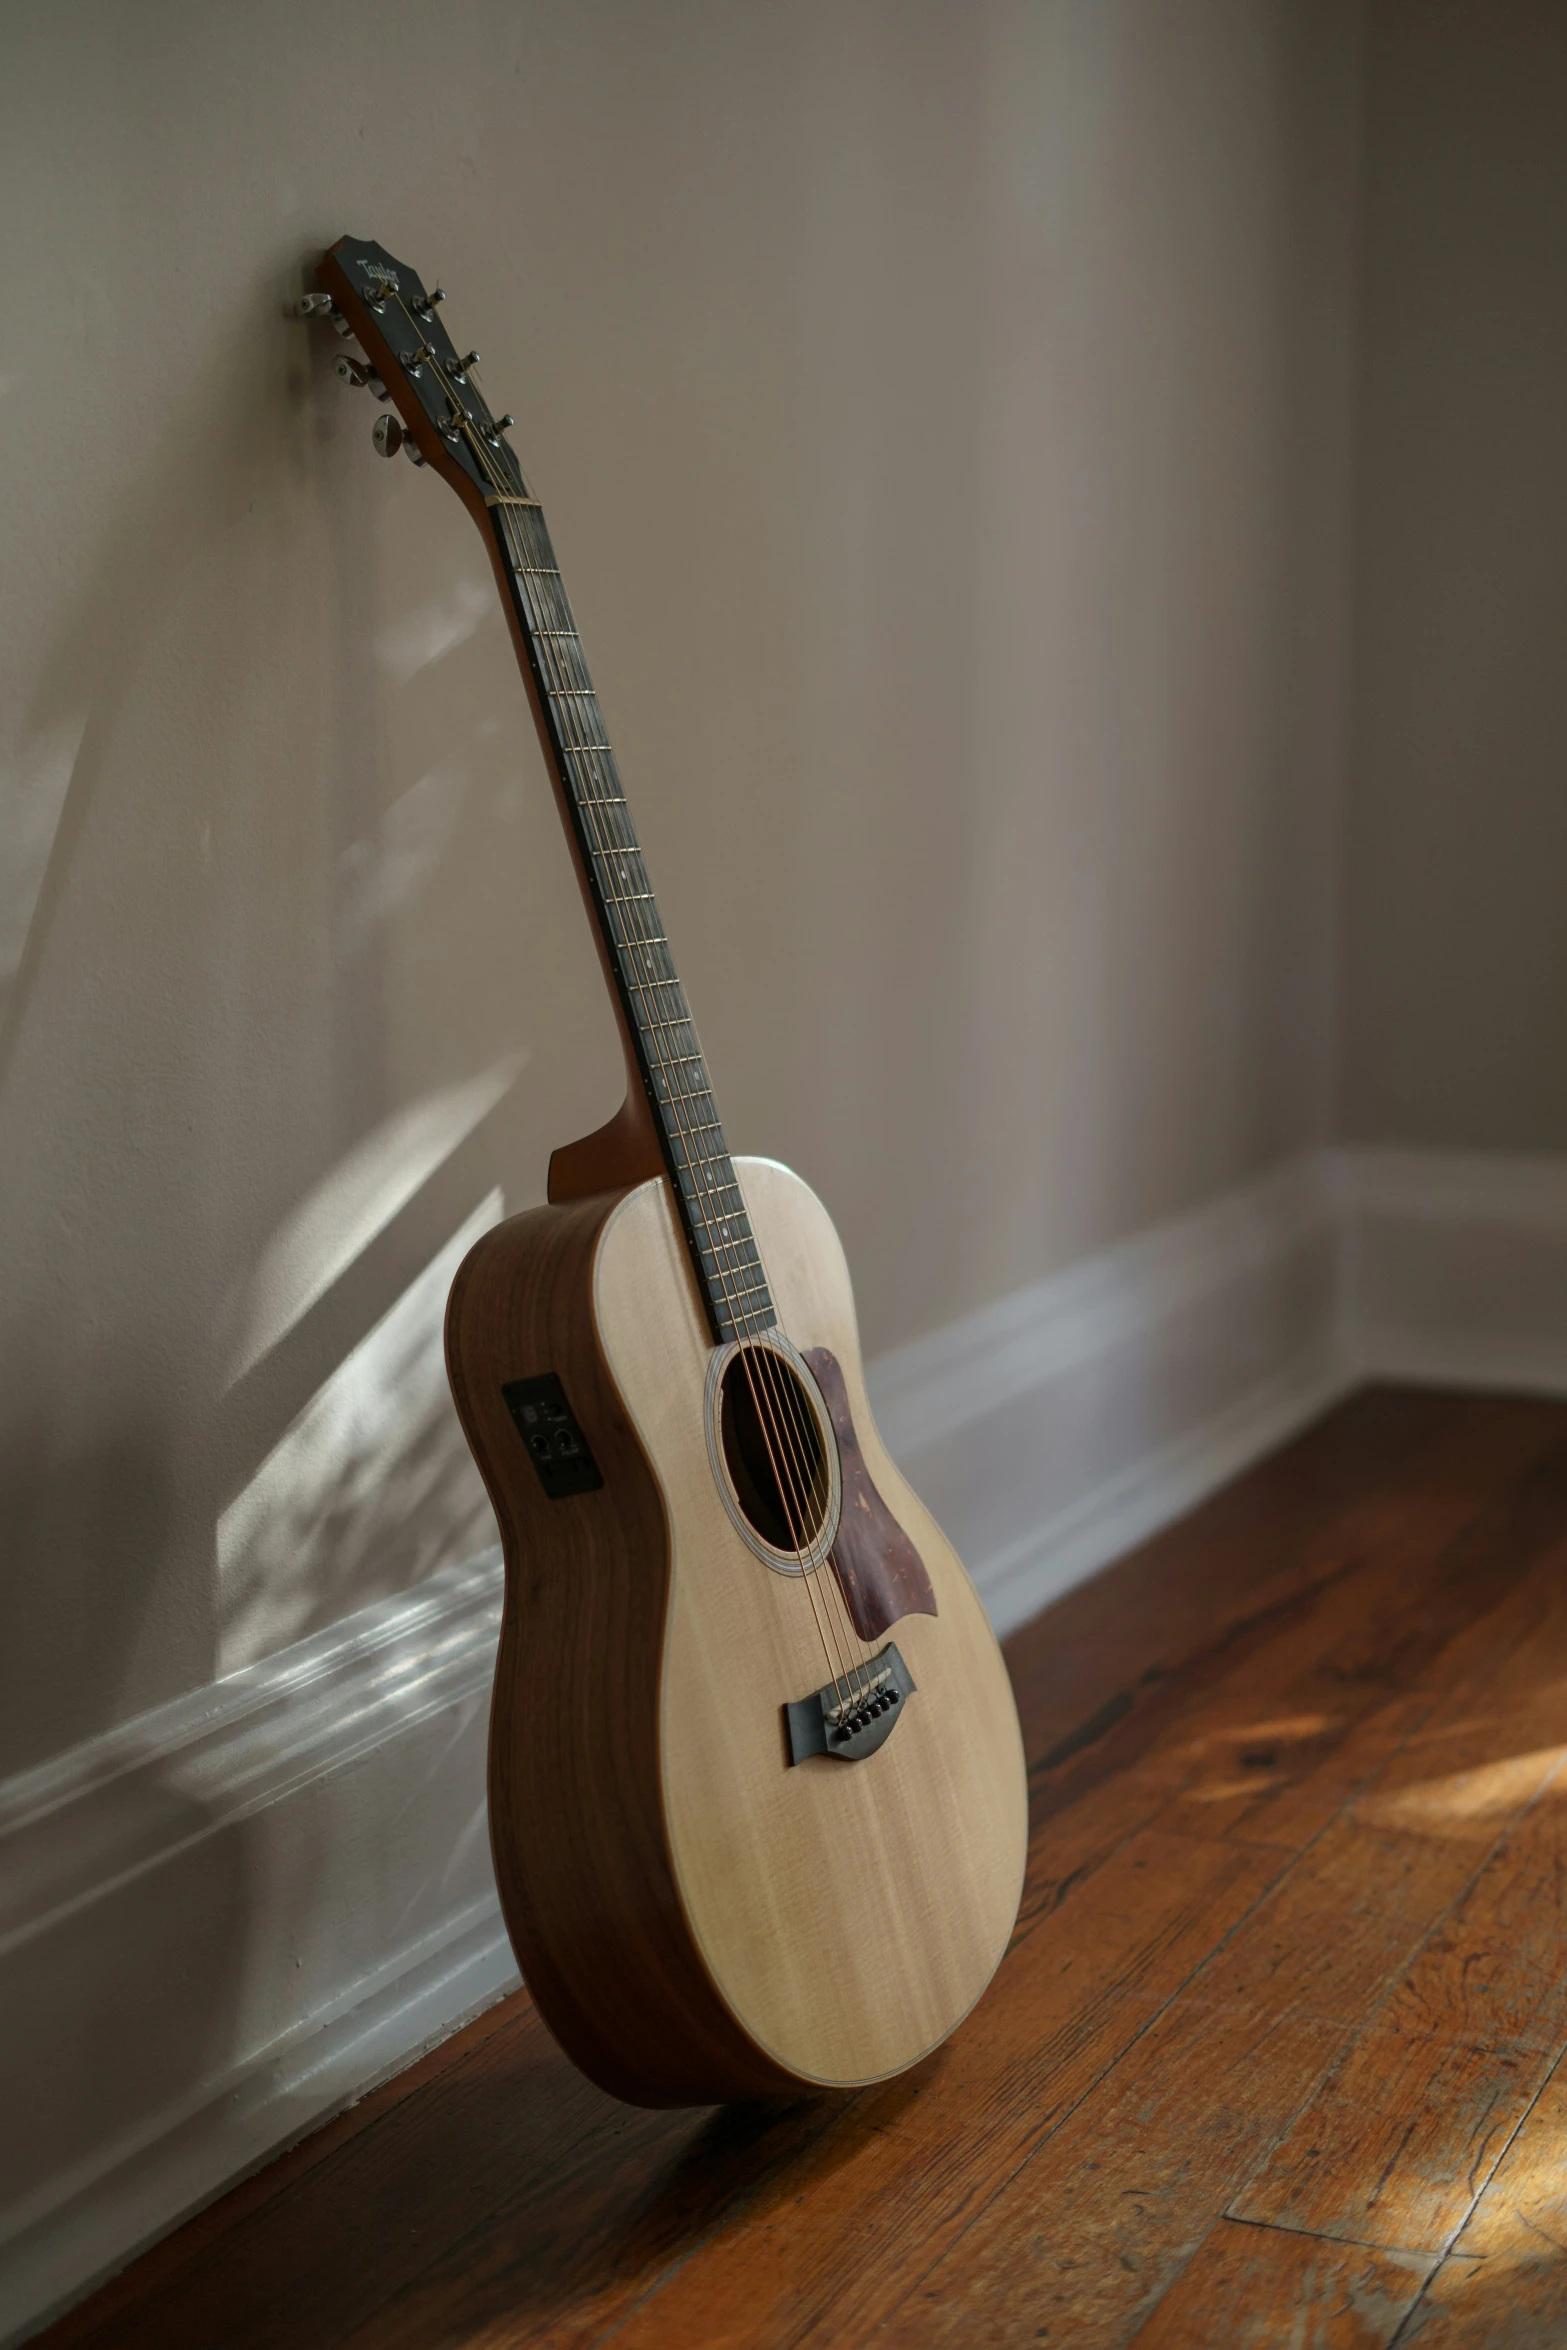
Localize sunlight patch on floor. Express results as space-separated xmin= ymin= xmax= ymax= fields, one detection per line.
xmin=1357 ymin=1746 xmax=1567 ymax=1836
xmin=1177 ymin=1714 xmax=1340 ymax=1760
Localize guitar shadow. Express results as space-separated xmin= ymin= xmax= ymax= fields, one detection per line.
xmin=144 ymin=2011 xmax=944 ymax=2350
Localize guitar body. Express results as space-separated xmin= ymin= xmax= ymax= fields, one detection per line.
xmin=446 ymin=1157 xmax=1028 ymax=2106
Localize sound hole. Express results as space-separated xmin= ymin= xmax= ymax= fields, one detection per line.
xmin=719 ymin=1346 xmax=831 ymax=1556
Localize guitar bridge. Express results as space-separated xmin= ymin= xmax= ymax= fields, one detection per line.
xmin=784 ymin=1643 xmax=916 ymax=1765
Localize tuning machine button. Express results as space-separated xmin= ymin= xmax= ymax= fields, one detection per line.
xmin=334 ymin=355 xmax=387 ymax=398
xmin=370 ymin=413 xmax=428 ymax=466
xmin=291 ymin=290 xmax=334 ymax=318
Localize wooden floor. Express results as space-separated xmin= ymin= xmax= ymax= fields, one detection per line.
xmin=38 ymin=1386 xmax=1567 ymax=2349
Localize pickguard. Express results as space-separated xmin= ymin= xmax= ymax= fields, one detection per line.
xmin=804 ymin=1346 xmax=939 ymax=1639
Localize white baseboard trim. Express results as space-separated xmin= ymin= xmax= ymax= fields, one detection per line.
xmin=870 ymin=1153 xmax=1348 ymax=1638
xmin=967 ymin=1340 xmax=1351 ymax=1636
xmin=0 ymin=1557 xmax=513 ymax=2348
xmin=3 ymin=1900 xmax=516 ymax=2349
xmin=1339 ymin=1145 xmax=1567 ymax=1400
xmin=7 ymin=1140 xmax=1566 ymax=2341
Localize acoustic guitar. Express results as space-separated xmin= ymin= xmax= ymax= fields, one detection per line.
xmin=307 ymin=236 xmax=1027 ymax=2106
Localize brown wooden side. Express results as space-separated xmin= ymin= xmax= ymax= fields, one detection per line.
xmin=443 ymin=1190 xmax=799 ymax=2107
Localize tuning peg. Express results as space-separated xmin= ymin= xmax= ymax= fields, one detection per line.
xmin=457 ymin=350 xmax=480 ymax=374
xmin=428 ymin=285 xmax=446 ymax=306
xmin=495 ymin=414 xmax=515 ymax=433
xmin=336 ymin=355 xmax=390 ymax=400
xmin=370 ymin=414 xmax=427 ymax=467
xmin=290 ymin=291 xmax=334 ymax=319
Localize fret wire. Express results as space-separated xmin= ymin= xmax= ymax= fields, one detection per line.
xmin=690 ymin=1209 xmax=750 ymax=1236
xmin=682 ymin=1157 xmax=743 ymax=1185
xmin=680 ymin=1158 xmax=740 ymax=1185
xmin=687 ymin=1178 xmax=744 ymax=1206
xmin=693 ymin=1203 xmax=749 ymax=1231
xmin=684 ymin=1186 xmax=748 ymax=1220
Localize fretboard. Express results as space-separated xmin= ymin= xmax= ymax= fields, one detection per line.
xmin=488 ymin=494 xmax=774 ymax=1346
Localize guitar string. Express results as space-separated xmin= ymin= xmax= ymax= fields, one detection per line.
xmin=489 ymin=493 xmax=862 ymax=1708
xmin=481 ymin=412 xmax=879 ymax=1712
xmin=494 ymin=500 xmax=881 ymax=1716
xmin=523 ymin=501 xmax=882 ymax=1712
xmin=391 ymin=293 xmax=878 ymax=1712
xmin=503 ymin=520 xmax=882 ymax=1715
xmin=454 ymin=426 xmax=871 ymax=1702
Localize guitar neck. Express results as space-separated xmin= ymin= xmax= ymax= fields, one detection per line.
xmin=487 ymin=493 xmax=774 ymax=1346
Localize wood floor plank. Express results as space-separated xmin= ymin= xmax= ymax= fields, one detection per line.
xmin=37 ymin=2000 xmax=754 ymax=2350
xmin=1000 ymin=1387 xmax=1480 ymax=1762
xmin=1394 ymin=2069 xmax=1567 ymax=2345
xmin=1017 ymin=1407 xmax=1567 ymax=1904
xmin=1178 ymin=1537 xmax=1567 ymax=2041
xmin=1229 ymin=2029 xmax=1541 ymax=2256
xmin=1450 ymin=2068 xmax=1567 ymax=2262
xmin=1229 ymin=1579 xmax=1567 ymax=2253
xmin=1004 ymin=1391 xmax=1567 ymax=1778
xmin=381 ymin=1829 xmax=1285 ymax=2350
xmin=864 ymin=1997 xmax=1350 ymax=2347
xmin=1391 ymin=2250 xmax=1560 ymax=2350
xmin=1126 ymin=2218 xmax=1434 ymax=2348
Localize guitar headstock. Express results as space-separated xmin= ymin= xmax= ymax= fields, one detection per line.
xmin=303 ymin=234 xmax=527 ymax=511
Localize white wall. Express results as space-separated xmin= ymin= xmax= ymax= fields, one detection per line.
xmin=0 ymin=0 xmax=1365 ymax=1774
xmin=1340 ymin=0 xmax=1567 ymax=1151
xmin=0 ymin=1 xmax=1375 ymax=2334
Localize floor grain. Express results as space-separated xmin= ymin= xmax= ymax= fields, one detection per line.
xmin=32 ymin=1387 xmax=1567 ymax=2349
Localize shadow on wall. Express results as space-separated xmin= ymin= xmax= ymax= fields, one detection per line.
xmin=0 ymin=279 xmax=532 ymax=1783
xmin=0 ymin=269 xmax=556 ymax=2278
